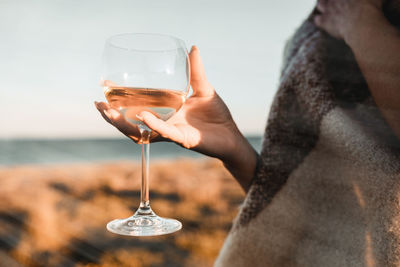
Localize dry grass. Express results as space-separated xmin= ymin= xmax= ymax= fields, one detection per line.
xmin=0 ymin=158 xmax=244 ymax=267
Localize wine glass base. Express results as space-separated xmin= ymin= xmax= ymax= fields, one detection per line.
xmin=106 ymin=213 xmax=182 ymax=236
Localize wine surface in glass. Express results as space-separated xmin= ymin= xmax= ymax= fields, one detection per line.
xmin=105 ymin=86 xmax=186 ymax=124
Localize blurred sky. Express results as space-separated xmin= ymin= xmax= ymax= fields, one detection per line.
xmin=0 ymin=0 xmax=315 ymax=138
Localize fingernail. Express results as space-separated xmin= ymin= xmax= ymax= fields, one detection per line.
xmin=190 ymin=45 xmax=198 ymax=53
xmin=136 ymin=114 xmax=144 ymax=121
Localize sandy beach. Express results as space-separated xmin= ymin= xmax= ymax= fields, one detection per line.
xmin=0 ymin=158 xmax=244 ymax=267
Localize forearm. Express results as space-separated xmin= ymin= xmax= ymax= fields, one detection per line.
xmin=222 ymin=131 xmax=259 ymax=193
xmin=344 ymin=6 xmax=400 ymax=137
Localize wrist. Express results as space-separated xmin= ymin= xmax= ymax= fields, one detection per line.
xmin=222 ymin=130 xmax=259 ymax=192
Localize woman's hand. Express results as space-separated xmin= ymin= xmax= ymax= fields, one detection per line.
xmin=95 ymin=46 xmax=258 ymax=191
xmin=95 ymin=46 xmax=242 ymax=160
xmin=314 ymin=0 xmax=384 ymax=41
xmin=315 ymin=0 xmax=400 ymax=142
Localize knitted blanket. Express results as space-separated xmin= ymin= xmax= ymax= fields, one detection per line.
xmin=216 ymin=2 xmax=400 ymax=266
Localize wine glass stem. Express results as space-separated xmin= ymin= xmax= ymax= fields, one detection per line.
xmin=138 ymin=126 xmax=151 ymax=215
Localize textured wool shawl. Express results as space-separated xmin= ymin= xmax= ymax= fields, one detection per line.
xmin=215 ymin=3 xmax=400 ymax=266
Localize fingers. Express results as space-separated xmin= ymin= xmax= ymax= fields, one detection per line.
xmin=95 ymin=101 xmax=124 ymax=125
xmin=94 ymin=101 xmax=113 ymax=124
xmin=313 ymin=0 xmax=328 ymax=28
xmin=189 ymin=46 xmax=215 ymax=97
xmin=94 ymin=101 xmax=141 ymax=142
xmin=316 ymin=0 xmax=327 ymax=13
xmin=138 ymin=111 xmax=184 ymax=144
xmin=314 ymin=14 xmax=324 ymax=27
xmin=314 ymin=0 xmax=329 ymax=28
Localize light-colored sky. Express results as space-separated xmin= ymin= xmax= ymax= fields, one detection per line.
xmin=0 ymin=0 xmax=315 ymax=138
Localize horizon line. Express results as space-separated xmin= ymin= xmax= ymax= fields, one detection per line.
xmin=0 ymin=134 xmax=263 ymax=141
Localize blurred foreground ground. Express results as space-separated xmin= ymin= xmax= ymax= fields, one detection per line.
xmin=0 ymin=159 xmax=244 ymax=267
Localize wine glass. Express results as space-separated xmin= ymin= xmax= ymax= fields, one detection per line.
xmin=101 ymin=33 xmax=190 ymax=236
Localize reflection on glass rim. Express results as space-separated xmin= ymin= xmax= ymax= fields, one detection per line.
xmin=106 ymin=32 xmax=188 ymax=53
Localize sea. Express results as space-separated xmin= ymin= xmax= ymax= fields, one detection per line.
xmin=0 ymin=136 xmax=262 ymax=166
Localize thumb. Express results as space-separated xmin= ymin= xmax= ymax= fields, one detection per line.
xmin=137 ymin=111 xmax=184 ymax=144
xmin=189 ymin=46 xmax=214 ymax=97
